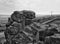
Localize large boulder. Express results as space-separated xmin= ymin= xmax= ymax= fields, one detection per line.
xmin=45 ymin=37 xmax=60 ymax=44
xmin=5 ymin=10 xmax=36 ymax=44
xmin=11 ymin=11 xmax=24 ymax=23
xmin=5 ymin=22 xmax=31 ymax=44
xmin=22 ymin=10 xmax=35 ymax=19
xmin=11 ymin=10 xmax=35 ymax=23
xmin=39 ymin=26 xmax=58 ymax=42
xmin=10 ymin=10 xmax=35 ymax=26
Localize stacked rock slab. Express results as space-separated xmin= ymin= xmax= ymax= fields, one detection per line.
xmin=4 ymin=10 xmax=35 ymax=44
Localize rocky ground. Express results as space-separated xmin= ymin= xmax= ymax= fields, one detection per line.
xmin=0 ymin=10 xmax=60 ymax=44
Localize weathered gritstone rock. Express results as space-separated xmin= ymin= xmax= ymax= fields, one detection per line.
xmin=11 ymin=10 xmax=35 ymax=23
xmin=11 ymin=11 xmax=24 ymax=23
xmin=5 ymin=10 xmax=36 ymax=44
xmin=6 ymin=10 xmax=35 ymax=28
xmin=5 ymin=22 xmax=33 ymax=44
xmin=24 ymin=21 xmax=59 ymax=43
xmin=45 ymin=36 xmax=60 ymax=44
xmin=22 ymin=10 xmax=35 ymax=19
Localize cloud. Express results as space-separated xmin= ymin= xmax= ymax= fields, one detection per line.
xmin=0 ymin=0 xmax=15 ymax=14
xmin=0 ymin=0 xmax=60 ymax=15
xmin=14 ymin=0 xmax=60 ymax=14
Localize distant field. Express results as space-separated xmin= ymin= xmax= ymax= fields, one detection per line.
xmin=0 ymin=15 xmax=10 ymax=24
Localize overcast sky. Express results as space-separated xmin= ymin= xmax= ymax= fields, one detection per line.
xmin=0 ymin=0 xmax=60 ymax=16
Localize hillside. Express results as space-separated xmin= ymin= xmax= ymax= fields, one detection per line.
xmin=0 ymin=15 xmax=10 ymax=24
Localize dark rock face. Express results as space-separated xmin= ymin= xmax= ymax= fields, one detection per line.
xmin=45 ymin=37 xmax=60 ymax=44
xmin=6 ymin=10 xmax=35 ymax=27
xmin=11 ymin=11 xmax=24 ymax=23
xmin=46 ymin=28 xmax=58 ymax=36
xmin=11 ymin=10 xmax=35 ymax=23
xmin=39 ymin=27 xmax=58 ymax=42
xmin=10 ymin=10 xmax=35 ymax=26
xmin=25 ymin=19 xmax=33 ymax=25
xmin=4 ymin=10 xmax=35 ymax=44
xmin=5 ymin=22 xmax=32 ymax=44
xmin=22 ymin=10 xmax=35 ymax=19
